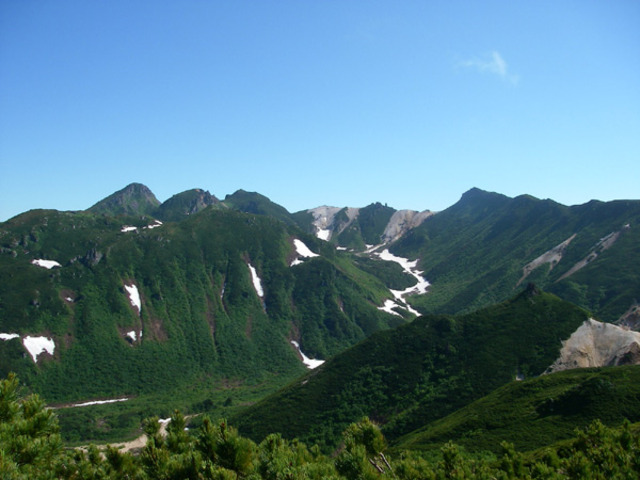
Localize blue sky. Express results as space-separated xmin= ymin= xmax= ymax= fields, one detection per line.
xmin=1 ymin=1 xmax=639 ymax=221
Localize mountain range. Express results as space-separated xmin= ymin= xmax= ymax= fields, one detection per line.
xmin=1 ymin=182 xmax=639 ymax=451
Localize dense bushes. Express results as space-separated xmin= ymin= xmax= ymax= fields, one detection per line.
xmin=1 ymin=373 xmax=639 ymax=479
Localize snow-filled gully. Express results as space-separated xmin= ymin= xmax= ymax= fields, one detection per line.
xmin=374 ymin=248 xmax=429 ymax=317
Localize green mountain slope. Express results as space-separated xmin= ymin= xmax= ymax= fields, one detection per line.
xmin=222 ymin=189 xmax=297 ymax=226
xmin=333 ymin=203 xmax=396 ymax=248
xmin=394 ymin=365 xmax=640 ymax=454
xmin=155 ymin=188 xmax=219 ymax=221
xmin=393 ymin=188 xmax=640 ymax=322
xmin=232 ymin=287 xmax=589 ymax=450
xmin=87 ymin=183 xmax=160 ymax=216
xmin=0 ymin=203 xmax=399 ymax=404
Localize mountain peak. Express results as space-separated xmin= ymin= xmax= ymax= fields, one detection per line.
xmin=88 ymin=183 xmax=160 ymax=216
xmin=156 ymin=188 xmax=219 ymax=221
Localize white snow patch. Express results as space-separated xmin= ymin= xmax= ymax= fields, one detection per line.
xmin=22 ymin=336 xmax=55 ymax=362
xmin=294 ymin=239 xmax=319 ymax=258
xmin=71 ymin=398 xmax=129 ymax=408
xmin=0 ymin=333 xmax=20 ymax=341
xmin=291 ymin=340 xmax=324 ymax=369
xmin=31 ymin=259 xmax=61 ymax=269
xmin=308 ymin=206 xmax=342 ymax=240
xmin=290 ymin=239 xmax=320 ymax=266
xmin=317 ymin=229 xmax=331 ymax=241
xmin=375 ymin=249 xmax=430 ymax=316
xmin=65 ymin=297 xmax=74 ymax=302
xmin=124 ymin=283 xmax=141 ymax=314
xmin=121 ymin=226 xmax=137 ymax=233
xmin=145 ymin=220 xmax=163 ymax=230
xmin=126 ymin=330 xmax=137 ymax=342
xmin=248 ymin=263 xmax=264 ymax=298
xmin=308 ymin=206 xmax=359 ymax=241
xmin=336 ymin=246 xmax=347 ymax=251
xmin=378 ymin=299 xmax=403 ymax=317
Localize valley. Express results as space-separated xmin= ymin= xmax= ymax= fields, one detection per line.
xmin=1 ymin=183 xmax=639 ymax=473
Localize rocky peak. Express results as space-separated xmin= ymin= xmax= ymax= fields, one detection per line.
xmin=156 ymin=188 xmax=219 ymax=221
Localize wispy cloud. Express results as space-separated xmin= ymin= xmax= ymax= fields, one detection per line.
xmin=459 ymin=51 xmax=519 ymax=85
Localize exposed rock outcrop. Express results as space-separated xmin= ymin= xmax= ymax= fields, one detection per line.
xmin=381 ymin=209 xmax=433 ymax=244
xmin=517 ymin=234 xmax=576 ymax=286
xmin=308 ymin=206 xmax=359 ymax=241
xmin=616 ymin=302 xmax=640 ymax=331
xmin=547 ymin=318 xmax=640 ymax=373
xmin=557 ymin=224 xmax=630 ymax=282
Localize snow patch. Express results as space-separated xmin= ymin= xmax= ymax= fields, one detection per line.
xmin=294 ymin=239 xmax=319 ymax=258
xmin=124 ymin=283 xmax=141 ymax=314
xmin=31 ymin=259 xmax=61 ymax=269
xmin=375 ymin=249 xmax=429 ymax=316
xmin=121 ymin=226 xmax=137 ymax=233
xmin=290 ymin=239 xmax=320 ymax=266
xmin=126 ymin=330 xmax=139 ymax=342
xmin=378 ymin=299 xmax=403 ymax=317
xmin=0 ymin=333 xmax=20 ymax=341
xmin=308 ymin=206 xmax=342 ymax=240
xmin=71 ymin=398 xmax=129 ymax=408
xmin=291 ymin=340 xmax=324 ymax=369
xmin=145 ymin=220 xmax=163 ymax=230
xmin=317 ymin=229 xmax=331 ymax=241
xmin=248 ymin=263 xmax=264 ymax=298
xmin=22 ymin=336 xmax=55 ymax=362
xmin=308 ymin=206 xmax=359 ymax=241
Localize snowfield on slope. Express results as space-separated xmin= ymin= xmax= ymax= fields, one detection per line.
xmin=290 ymin=239 xmax=320 ymax=266
xmin=248 ymin=263 xmax=264 ymax=298
xmin=291 ymin=340 xmax=324 ymax=369
xmin=31 ymin=259 xmax=62 ymax=269
xmin=22 ymin=336 xmax=55 ymax=362
xmin=375 ymin=249 xmax=429 ymax=316
xmin=124 ymin=283 xmax=142 ymax=314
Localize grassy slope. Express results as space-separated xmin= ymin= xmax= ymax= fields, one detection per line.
xmin=232 ymin=287 xmax=589 ymax=450
xmin=393 ymin=188 xmax=640 ymax=322
xmin=0 ymin=207 xmax=400 ymax=402
xmin=393 ymin=365 xmax=640 ymax=455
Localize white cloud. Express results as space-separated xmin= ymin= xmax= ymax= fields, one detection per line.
xmin=459 ymin=51 xmax=519 ymax=85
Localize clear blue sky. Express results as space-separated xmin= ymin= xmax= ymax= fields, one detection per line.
xmin=1 ymin=1 xmax=639 ymax=221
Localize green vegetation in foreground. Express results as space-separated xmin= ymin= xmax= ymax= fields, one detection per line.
xmin=2 ymin=373 xmax=640 ymax=479
xmin=394 ymin=365 xmax=640 ymax=455
xmin=55 ymin=371 xmax=297 ymax=446
xmin=232 ymin=286 xmax=590 ymax=450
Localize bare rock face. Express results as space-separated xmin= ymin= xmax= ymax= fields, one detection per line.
xmin=616 ymin=302 xmax=640 ymax=331
xmin=547 ymin=319 xmax=640 ymax=373
xmin=381 ymin=209 xmax=433 ymax=244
